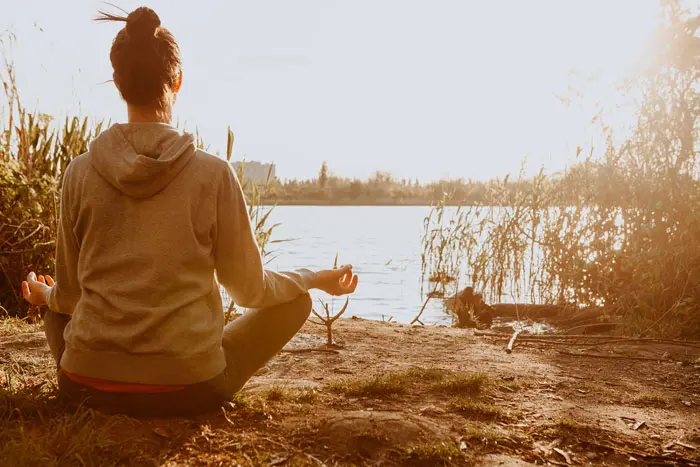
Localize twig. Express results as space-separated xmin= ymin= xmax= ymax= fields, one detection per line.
xmin=0 ymin=241 xmax=55 ymax=255
xmin=8 ymin=223 xmax=43 ymax=247
xmin=410 ymin=293 xmax=433 ymax=325
xmin=281 ymin=347 xmax=340 ymax=354
xmin=506 ymin=330 xmax=520 ymax=354
xmin=305 ymin=453 xmax=327 ymax=466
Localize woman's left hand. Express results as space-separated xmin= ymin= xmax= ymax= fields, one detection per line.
xmin=21 ymin=272 xmax=54 ymax=306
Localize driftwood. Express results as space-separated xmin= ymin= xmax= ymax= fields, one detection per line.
xmin=489 ymin=303 xmax=566 ymax=320
xmin=506 ymin=330 xmax=520 ymax=354
xmin=563 ymin=323 xmax=620 ymax=335
xmin=484 ymin=302 xmax=612 ymax=327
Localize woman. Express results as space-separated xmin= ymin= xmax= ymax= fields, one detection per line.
xmin=21 ymin=6 xmax=358 ymax=416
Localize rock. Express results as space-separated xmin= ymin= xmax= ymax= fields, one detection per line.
xmin=418 ymin=405 xmax=447 ymax=416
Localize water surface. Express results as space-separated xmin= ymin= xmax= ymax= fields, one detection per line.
xmin=261 ymin=206 xmax=449 ymax=324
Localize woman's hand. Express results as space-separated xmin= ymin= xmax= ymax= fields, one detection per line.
xmin=313 ymin=264 xmax=358 ymax=296
xmin=21 ymin=272 xmax=54 ymax=307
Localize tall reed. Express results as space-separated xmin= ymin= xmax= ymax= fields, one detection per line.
xmin=421 ymin=6 xmax=700 ymax=338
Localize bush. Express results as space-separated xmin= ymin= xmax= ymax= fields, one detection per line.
xmin=0 ymin=54 xmax=98 ymax=317
xmin=0 ymin=159 xmax=59 ymax=318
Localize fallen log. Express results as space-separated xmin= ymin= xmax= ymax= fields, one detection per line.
xmin=563 ymin=323 xmax=620 ymax=335
xmin=489 ymin=303 xmax=566 ymax=320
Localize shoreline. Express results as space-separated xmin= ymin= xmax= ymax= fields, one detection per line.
xmin=2 ymin=317 xmax=698 ymax=465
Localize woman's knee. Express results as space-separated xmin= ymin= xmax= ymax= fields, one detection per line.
xmin=292 ymin=292 xmax=312 ymax=322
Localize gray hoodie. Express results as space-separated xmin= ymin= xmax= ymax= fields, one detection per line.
xmin=48 ymin=123 xmax=315 ymax=385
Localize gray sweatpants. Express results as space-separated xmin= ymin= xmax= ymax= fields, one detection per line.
xmin=45 ymin=293 xmax=312 ymax=416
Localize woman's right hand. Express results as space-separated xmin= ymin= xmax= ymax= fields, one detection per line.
xmin=313 ymin=265 xmax=358 ymax=296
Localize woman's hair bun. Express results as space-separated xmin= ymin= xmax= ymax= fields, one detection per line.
xmin=126 ymin=7 xmax=161 ymax=40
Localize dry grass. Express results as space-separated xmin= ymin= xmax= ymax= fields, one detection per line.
xmin=461 ymin=423 xmax=531 ymax=452
xmin=0 ymin=313 xmax=42 ymax=336
xmin=448 ymin=398 xmax=503 ymax=421
xmin=261 ymin=385 xmax=319 ymax=404
xmin=630 ymin=392 xmax=669 ymax=408
xmin=392 ymin=441 xmax=467 ymax=466
xmin=431 ymin=372 xmax=489 ymax=396
xmin=328 ymin=372 xmax=409 ymax=397
xmin=327 ymin=367 xmax=486 ymax=398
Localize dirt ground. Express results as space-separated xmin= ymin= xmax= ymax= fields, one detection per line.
xmin=1 ymin=317 xmax=700 ymax=466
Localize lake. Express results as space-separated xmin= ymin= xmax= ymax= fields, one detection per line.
xmin=252 ymin=206 xmax=451 ymax=325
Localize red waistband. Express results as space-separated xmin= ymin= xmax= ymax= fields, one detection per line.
xmin=62 ymin=370 xmax=188 ymax=393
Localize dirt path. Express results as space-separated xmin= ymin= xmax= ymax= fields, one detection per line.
xmin=2 ymin=318 xmax=699 ymax=466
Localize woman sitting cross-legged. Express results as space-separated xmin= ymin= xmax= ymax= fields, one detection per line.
xmin=21 ymin=6 xmax=358 ymax=417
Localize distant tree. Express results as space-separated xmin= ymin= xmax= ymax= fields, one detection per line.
xmin=319 ymin=161 xmax=329 ymax=189
xmin=349 ymin=179 xmax=363 ymax=199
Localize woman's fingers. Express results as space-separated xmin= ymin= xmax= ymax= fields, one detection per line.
xmin=349 ymin=274 xmax=359 ymax=292
xmin=337 ymin=274 xmax=358 ymax=294
xmin=45 ymin=275 xmax=55 ymax=287
xmin=38 ymin=276 xmax=46 ymax=284
xmin=21 ymin=281 xmax=30 ymax=300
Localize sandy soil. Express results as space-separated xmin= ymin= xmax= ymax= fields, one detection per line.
xmin=1 ymin=317 xmax=699 ymax=466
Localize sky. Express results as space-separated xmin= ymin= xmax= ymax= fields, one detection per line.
xmin=0 ymin=1 xmax=692 ymax=181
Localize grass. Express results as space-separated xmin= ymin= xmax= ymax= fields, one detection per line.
xmin=0 ymin=314 xmax=42 ymax=336
xmin=541 ymin=418 xmax=602 ymax=440
xmin=0 ymin=408 xmax=122 ymax=466
xmin=630 ymin=392 xmax=669 ymax=408
xmin=449 ymin=398 xmax=503 ymax=421
xmin=261 ymin=385 xmax=319 ymax=404
xmin=432 ymin=372 xmax=489 ymax=396
xmin=461 ymin=423 xmax=531 ymax=452
xmin=0 ymin=364 xmax=130 ymax=466
xmin=392 ymin=442 xmax=467 ymax=466
xmin=328 ymin=367 xmax=487 ymax=398
xmin=328 ymin=372 xmax=409 ymax=397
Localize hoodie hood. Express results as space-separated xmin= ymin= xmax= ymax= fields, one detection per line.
xmin=89 ymin=123 xmax=196 ymax=199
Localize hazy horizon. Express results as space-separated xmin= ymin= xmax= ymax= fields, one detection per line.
xmin=2 ymin=1 xmax=694 ymax=181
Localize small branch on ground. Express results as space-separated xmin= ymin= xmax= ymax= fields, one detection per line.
xmin=410 ymin=292 xmax=434 ymax=325
xmin=506 ymin=330 xmax=520 ymax=354
xmin=281 ymin=347 xmax=340 ymax=354
xmin=310 ymin=297 xmax=349 ymax=347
